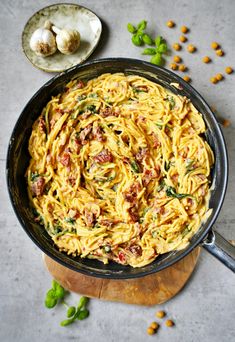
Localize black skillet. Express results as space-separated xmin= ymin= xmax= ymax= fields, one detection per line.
xmin=6 ymin=58 xmax=235 ymax=278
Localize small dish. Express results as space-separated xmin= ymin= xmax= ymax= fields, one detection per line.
xmin=22 ymin=3 xmax=102 ymax=72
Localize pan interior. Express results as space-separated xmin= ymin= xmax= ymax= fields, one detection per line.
xmin=7 ymin=59 xmax=227 ymax=278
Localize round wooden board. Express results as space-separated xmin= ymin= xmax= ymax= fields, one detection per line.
xmin=44 ymin=247 xmax=200 ymax=306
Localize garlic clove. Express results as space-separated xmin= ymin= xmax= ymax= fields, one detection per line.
xmin=30 ymin=21 xmax=57 ymax=57
xmin=52 ymin=26 xmax=80 ymax=55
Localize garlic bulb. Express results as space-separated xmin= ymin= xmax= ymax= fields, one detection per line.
xmin=52 ymin=26 xmax=80 ymax=55
xmin=30 ymin=20 xmax=57 ymax=57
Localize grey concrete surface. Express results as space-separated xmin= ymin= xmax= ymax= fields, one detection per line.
xmin=0 ymin=0 xmax=234 ymax=341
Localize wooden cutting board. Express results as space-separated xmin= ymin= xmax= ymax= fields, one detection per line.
xmin=44 ymin=247 xmax=200 ymax=306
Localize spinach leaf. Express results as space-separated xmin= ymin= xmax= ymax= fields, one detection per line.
xmin=164 ymin=161 xmax=171 ymax=171
xmin=165 ymin=186 xmax=190 ymax=199
xmin=64 ymin=218 xmax=76 ymax=224
xmin=130 ymin=160 xmax=140 ymax=173
xmin=181 ymin=225 xmax=192 ymax=238
xmin=86 ymin=105 xmax=96 ymax=112
xmin=157 ymin=179 xmax=166 ymax=191
xmin=31 ymin=172 xmax=39 ymax=182
xmin=166 ymin=95 xmax=175 ymax=110
xmin=77 ymin=95 xmax=87 ymax=101
xmin=185 ymin=159 xmax=195 ymax=174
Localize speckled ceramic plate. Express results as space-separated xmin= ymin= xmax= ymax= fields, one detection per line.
xmin=22 ymin=3 xmax=102 ymax=72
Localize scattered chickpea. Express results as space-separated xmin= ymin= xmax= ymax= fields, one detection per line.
xmin=178 ymin=64 xmax=187 ymax=72
xmin=147 ymin=327 xmax=156 ymax=335
xmin=183 ymin=75 xmax=191 ymax=82
xmin=167 ymin=20 xmax=175 ymax=28
xmin=166 ymin=319 xmax=175 ymax=327
xmin=216 ymin=73 xmax=223 ymax=81
xmin=210 ymin=76 xmax=218 ymax=84
xmin=173 ymin=43 xmax=181 ymax=51
xmin=211 ymin=42 xmax=220 ymax=50
xmin=156 ymin=310 xmax=166 ymax=318
xmin=222 ymin=119 xmax=231 ymax=127
xmin=187 ymin=44 xmax=196 ymax=53
xmin=181 ymin=25 xmax=188 ymax=33
xmin=170 ymin=62 xmax=178 ymax=70
xmin=150 ymin=322 xmax=159 ymax=330
xmin=225 ymin=66 xmax=233 ymax=74
xmin=202 ymin=56 xmax=211 ymax=63
xmin=173 ymin=55 xmax=182 ymax=63
xmin=216 ymin=49 xmax=224 ymax=57
xmin=179 ymin=35 xmax=187 ymax=43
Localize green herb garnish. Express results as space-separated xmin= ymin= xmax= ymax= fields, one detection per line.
xmin=126 ymin=21 xmax=169 ymax=65
xmin=88 ymin=93 xmax=98 ymax=98
xmin=127 ymin=23 xmax=136 ymax=34
xmin=45 ymin=280 xmax=90 ymax=327
xmin=77 ymin=309 xmax=89 ymax=320
xmin=86 ymin=105 xmax=96 ymax=112
xmin=67 ymin=306 xmax=76 ymax=318
xmin=142 ymin=33 xmax=154 ymax=45
xmin=132 ymin=34 xmax=143 ymax=46
xmin=181 ymin=225 xmax=192 ymax=238
xmin=165 ymin=186 xmax=190 ymax=199
xmin=166 ymin=95 xmax=176 ymax=110
xmin=150 ymin=53 xmax=164 ymax=66
xmin=64 ymin=217 xmax=76 ymax=224
xmin=185 ymin=159 xmax=195 ymax=174
xmin=130 ymin=160 xmax=140 ymax=173
xmin=60 ymin=297 xmax=89 ymax=326
xmin=31 ymin=172 xmax=39 ymax=182
xmin=142 ymin=48 xmax=156 ymax=55
xmin=157 ymin=179 xmax=166 ymax=191
xmin=44 ymin=280 xmax=65 ymax=309
xmin=155 ymin=121 xmax=164 ymax=129
xmin=77 ymin=95 xmax=86 ymax=101
xmin=128 ymin=20 xmax=148 ymax=47
xmin=132 ymin=86 xmax=147 ymax=93
xmin=137 ymin=20 xmax=147 ymax=31
xmin=155 ymin=35 xmax=164 ymax=47
xmin=164 ymin=161 xmax=171 ymax=171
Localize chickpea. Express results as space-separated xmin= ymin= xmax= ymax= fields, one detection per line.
xmin=210 ymin=77 xmax=218 ymax=84
xmin=179 ymin=64 xmax=187 ymax=72
xmin=183 ymin=75 xmax=191 ymax=82
xmin=147 ymin=327 xmax=155 ymax=335
xmin=179 ymin=35 xmax=187 ymax=43
xmin=173 ymin=43 xmax=181 ymax=51
xmin=181 ymin=25 xmax=188 ymax=33
xmin=167 ymin=20 xmax=175 ymax=28
xmin=216 ymin=73 xmax=223 ymax=81
xmin=222 ymin=119 xmax=231 ymax=127
xmin=170 ymin=63 xmax=178 ymax=70
xmin=165 ymin=319 xmax=175 ymax=327
xmin=156 ymin=310 xmax=166 ymax=318
xmin=216 ymin=49 xmax=224 ymax=56
xmin=173 ymin=55 xmax=182 ymax=63
xmin=211 ymin=42 xmax=220 ymax=50
xmin=187 ymin=44 xmax=196 ymax=53
xmin=150 ymin=322 xmax=159 ymax=330
xmin=225 ymin=66 xmax=233 ymax=74
xmin=202 ymin=56 xmax=211 ymax=63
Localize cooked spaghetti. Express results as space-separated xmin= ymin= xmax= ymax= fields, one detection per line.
xmin=26 ymin=73 xmax=214 ymax=267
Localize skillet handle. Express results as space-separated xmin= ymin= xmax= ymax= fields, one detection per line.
xmin=202 ymin=230 xmax=235 ymax=272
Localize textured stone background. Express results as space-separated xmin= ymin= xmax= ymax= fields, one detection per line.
xmin=0 ymin=0 xmax=234 ymax=341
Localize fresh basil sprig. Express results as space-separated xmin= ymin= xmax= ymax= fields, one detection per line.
xmin=44 ymin=280 xmax=90 ymax=328
xmin=143 ymin=36 xmax=169 ymax=66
